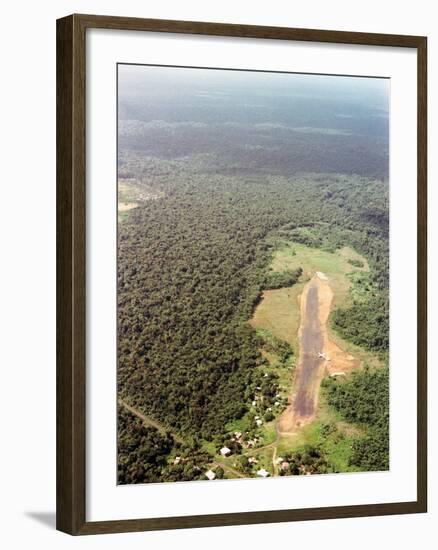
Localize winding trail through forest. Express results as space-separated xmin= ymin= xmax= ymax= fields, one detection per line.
xmin=118 ymin=398 xmax=245 ymax=478
xmin=118 ymin=398 xmax=185 ymax=444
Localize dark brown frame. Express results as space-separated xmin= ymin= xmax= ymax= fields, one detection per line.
xmin=57 ymin=13 xmax=427 ymax=535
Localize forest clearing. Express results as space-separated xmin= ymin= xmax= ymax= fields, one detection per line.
xmin=243 ymin=243 xmax=368 ymax=473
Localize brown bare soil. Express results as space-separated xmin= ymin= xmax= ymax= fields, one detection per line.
xmin=277 ymin=273 xmax=359 ymax=435
xmin=118 ymin=202 xmax=138 ymax=212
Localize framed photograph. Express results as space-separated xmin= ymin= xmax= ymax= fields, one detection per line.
xmin=57 ymin=14 xmax=427 ymax=535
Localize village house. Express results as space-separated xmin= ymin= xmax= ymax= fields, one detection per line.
xmin=205 ymin=469 xmax=216 ymax=481
xmin=220 ymin=446 xmax=231 ymax=457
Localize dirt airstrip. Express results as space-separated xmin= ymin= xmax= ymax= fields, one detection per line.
xmin=277 ymin=273 xmax=358 ymax=435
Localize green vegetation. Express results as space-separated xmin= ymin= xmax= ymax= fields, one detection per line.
xmin=250 ymin=242 xmax=371 ymax=361
xmin=117 ymin=158 xmax=389 ymax=481
xmin=332 ymin=295 xmax=389 ymax=352
xmin=250 ymin=287 xmax=301 ymax=347
xmin=280 ymin=446 xmax=335 ymax=476
xmin=259 ymin=331 xmax=293 ymax=363
xmin=275 ymin=399 xmax=362 ymax=476
xmin=271 ymin=242 xmax=369 ymax=305
xmin=118 ymin=407 xmax=218 ymax=484
xmin=117 ymin=65 xmax=390 ymax=483
xmin=348 ymin=258 xmax=364 ymax=268
xmin=263 ymin=267 xmax=302 ymax=290
xmin=117 ymin=145 xmax=389 ymax=485
xmin=322 ymin=367 xmax=389 ymax=471
xmin=118 ymin=408 xmax=174 ymax=484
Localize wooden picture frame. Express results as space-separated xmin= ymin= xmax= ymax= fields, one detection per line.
xmin=57 ymin=13 xmax=427 ymax=535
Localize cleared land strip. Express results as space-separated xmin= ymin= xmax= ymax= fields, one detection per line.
xmin=277 ymin=275 xmax=332 ymax=433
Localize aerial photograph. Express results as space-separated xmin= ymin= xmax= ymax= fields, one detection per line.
xmin=117 ymin=64 xmax=389 ymax=484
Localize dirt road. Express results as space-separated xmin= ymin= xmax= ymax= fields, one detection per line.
xmin=118 ymin=398 xmax=185 ymax=444
xmin=119 ymin=398 xmax=246 ymax=478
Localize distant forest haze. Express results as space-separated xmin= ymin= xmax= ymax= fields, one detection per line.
xmin=117 ymin=65 xmax=390 ymax=484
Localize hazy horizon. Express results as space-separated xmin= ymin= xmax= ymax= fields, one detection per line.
xmin=118 ymin=63 xmax=389 ymax=180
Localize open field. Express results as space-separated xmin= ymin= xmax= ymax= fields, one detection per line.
xmin=251 ymin=240 xmax=378 ymax=365
xmin=250 ymin=241 xmax=369 ymax=351
xmin=270 ymin=241 xmax=369 ymax=307
xmin=250 ymin=287 xmax=301 ymax=347
xmin=245 ymin=240 xmax=373 ymax=474
xmin=118 ymin=178 xmax=164 ymax=222
xmin=118 ymin=179 xmax=141 ymax=209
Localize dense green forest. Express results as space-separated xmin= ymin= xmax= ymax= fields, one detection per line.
xmin=118 ymin=407 xmax=214 ymax=483
xmin=276 ymin=366 xmax=389 ymax=476
xmin=322 ymin=367 xmax=389 ymax=471
xmin=118 ymin=407 xmax=174 ymax=484
xmin=279 ymin=446 xmax=336 ymax=476
xmin=117 ymin=154 xmax=389 ymax=481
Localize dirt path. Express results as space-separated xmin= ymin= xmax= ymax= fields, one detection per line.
xmin=277 ymin=274 xmax=334 ymax=434
xmin=119 ymin=398 xmax=246 ymax=478
xmin=272 ymin=439 xmax=279 ymax=476
xmin=213 ymin=461 xmax=246 ymax=479
xmin=118 ymin=398 xmax=185 ymax=444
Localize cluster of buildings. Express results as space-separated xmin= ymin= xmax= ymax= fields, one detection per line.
xmin=219 ymin=430 xmax=261 ymax=456
xmin=275 ymin=456 xmax=291 ymax=471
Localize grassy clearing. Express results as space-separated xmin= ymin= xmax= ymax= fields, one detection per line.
xmin=118 ymin=178 xmax=164 ymax=222
xmin=224 ymin=415 xmax=253 ymax=436
xmin=270 ymin=241 xmax=368 ymax=308
xmin=252 ymin=446 xmax=275 ymax=475
xmin=250 ymin=287 xmax=301 ymax=348
xmin=251 ymin=240 xmax=379 ymax=368
xmin=246 ymin=239 xmax=372 ymax=473
xmin=202 ymin=240 xmax=375 ymax=476
xmin=260 ymin=421 xmax=277 ymax=446
xmin=250 ymin=241 xmax=369 ymax=350
xmin=118 ymin=179 xmax=141 ymax=222
xmin=118 ymin=179 xmax=141 ymax=206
